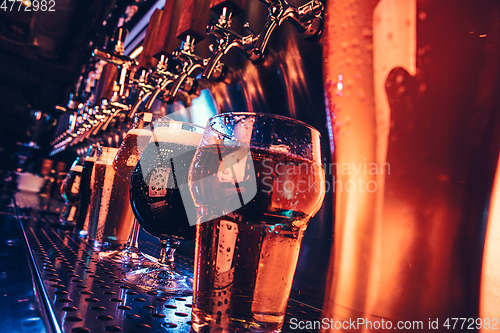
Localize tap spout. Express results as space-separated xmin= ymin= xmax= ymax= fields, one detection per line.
xmin=146 ymin=76 xmax=176 ymax=109
xmin=128 ymin=90 xmax=153 ymax=118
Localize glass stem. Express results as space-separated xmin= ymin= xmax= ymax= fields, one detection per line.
xmin=124 ymin=219 xmax=140 ymax=249
xmin=158 ymin=237 xmax=180 ymax=268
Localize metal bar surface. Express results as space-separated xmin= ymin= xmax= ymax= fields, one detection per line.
xmin=11 ymin=192 xmax=322 ymax=332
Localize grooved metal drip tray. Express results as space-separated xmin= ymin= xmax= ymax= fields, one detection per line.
xmin=17 ymin=194 xmax=322 ymax=333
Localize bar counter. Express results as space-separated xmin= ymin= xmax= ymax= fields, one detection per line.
xmin=1 ymin=190 xmax=321 ymax=333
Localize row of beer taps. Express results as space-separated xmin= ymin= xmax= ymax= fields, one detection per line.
xmin=50 ymin=0 xmax=324 ymax=155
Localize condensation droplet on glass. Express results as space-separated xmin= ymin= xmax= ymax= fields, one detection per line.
xmin=396 ymin=74 xmax=405 ymax=84
xmin=418 ymin=83 xmax=427 ymax=94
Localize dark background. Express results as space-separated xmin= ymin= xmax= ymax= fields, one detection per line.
xmin=0 ymin=0 xmax=153 ymax=172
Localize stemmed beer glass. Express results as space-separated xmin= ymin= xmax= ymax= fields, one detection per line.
xmin=188 ymin=112 xmax=326 ymax=332
xmin=124 ymin=117 xmax=204 ymax=294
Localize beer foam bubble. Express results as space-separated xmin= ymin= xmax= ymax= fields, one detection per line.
xmin=152 ymin=127 xmax=202 ymax=146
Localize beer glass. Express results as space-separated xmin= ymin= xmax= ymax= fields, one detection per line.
xmin=86 ymin=146 xmax=136 ymax=249
xmin=99 ymin=112 xmax=155 ymax=265
xmin=124 ymin=118 xmax=204 ymax=293
xmin=74 ymin=145 xmax=98 ymax=237
xmin=58 ymin=157 xmax=83 ymax=227
xmin=188 ymin=112 xmax=325 ymax=332
xmin=321 ymin=1 xmax=500 ymax=332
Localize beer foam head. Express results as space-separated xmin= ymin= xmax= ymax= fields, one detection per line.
xmin=127 ymin=129 xmax=153 ymax=137
xmin=152 ymin=126 xmax=202 ymax=147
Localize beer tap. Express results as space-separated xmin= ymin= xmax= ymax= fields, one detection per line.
xmin=167 ymin=35 xmax=206 ymax=101
xmin=203 ymin=3 xmax=255 ymax=79
xmin=203 ymin=0 xmax=323 ymax=78
xmin=92 ymin=27 xmax=137 ymax=110
xmin=128 ymin=68 xmax=155 ymax=117
xmin=51 ymin=93 xmax=80 ymax=146
xmin=128 ymin=6 xmax=177 ymax=116
xmin=143 ymin=54 xmax=178 ymax=109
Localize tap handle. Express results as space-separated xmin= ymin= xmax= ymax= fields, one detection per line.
xmin=176 ymin=0 xmax=211 ymax=43
xmin=138 ymin=9 xmax=164 ymax=69
xmin=95 ymin=63 xmax=118 ymax=102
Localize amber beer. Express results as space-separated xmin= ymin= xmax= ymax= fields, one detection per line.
xmin=190 ymin=145 xmax=325 ymax=332
xmin=322 ymin=1 xmax=500 ymax=331
xmin=86 ymin=147 xmax=135 ymax=248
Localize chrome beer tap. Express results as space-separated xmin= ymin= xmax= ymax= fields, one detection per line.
xmin=127 ymin=54 xmax=177 ymax=116
xmin=256 ymin=0 xmax=324 ymax=42
xmin=203 ymin=0 xmax=323 ymax=79
xmin=167 ymin=36 xmax=206 ymax=101
xmin=128 ymin=68 xmax=155 ymax=117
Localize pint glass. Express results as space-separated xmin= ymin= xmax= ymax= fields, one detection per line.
xmin=189 ymin=113 xmax=325 ymax=332
xmin=86 ymin=146 xmax=135 ymax=249
xmin=322 ymin=1 xmax=500 ymax=331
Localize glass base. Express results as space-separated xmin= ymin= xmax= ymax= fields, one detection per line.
xmin=98 ymin=247 xmax=157 ymax=267
xmin=124 ymin=265 xmax=192 ymax=295
xmin=191 ymin=308 xmax=283 ymax=333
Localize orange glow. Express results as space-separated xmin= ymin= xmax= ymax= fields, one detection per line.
xmin=480 ymin=155 xmax=500 ymax=332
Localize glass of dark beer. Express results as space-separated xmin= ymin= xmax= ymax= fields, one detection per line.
xmin=188 ymin=112 xmax=326 ymax=332
xmin=124 ymin=117 xmax=204 ymax=294
xmin=99 ymin=112 xmax=155 ymax=266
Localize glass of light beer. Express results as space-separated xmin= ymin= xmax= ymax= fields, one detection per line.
xmin=321 ymin=1 xmax=500 ymax=331
xmin=124 ymin=117 xmax=204 ymax=294
xmin=188 ymin=112 xmax=325 ymax=332
xmin=99 ymin=112 xmax=155 ymax=265
xmin=86 ymin=146 xmax=136 ymax=249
